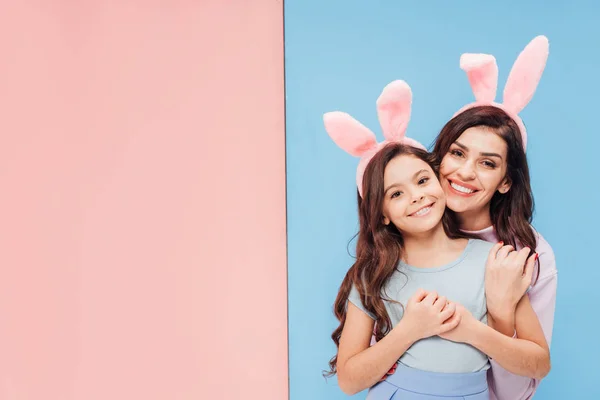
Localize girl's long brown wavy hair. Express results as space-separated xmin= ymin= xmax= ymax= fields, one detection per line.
xmin=325 ymin=143 xmax=472 ymax=377
xmin=432 ymin=105 xmax=540 ymax=281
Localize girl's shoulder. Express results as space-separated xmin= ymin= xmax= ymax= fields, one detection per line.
xmin=452 ymin=238 xmax=494 ymax=265
xmin=468 ymin=237 xmax=496 ymax=254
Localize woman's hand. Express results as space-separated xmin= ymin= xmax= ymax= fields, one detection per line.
xmin=378 ymin=363 xmax=397 ymax=382
xmin=485 ymin=242 xmax=536 ymax=321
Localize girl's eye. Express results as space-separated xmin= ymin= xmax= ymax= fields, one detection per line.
xmin=391 ymin=191 xmax=402 ymax=199
xmin=418 ymin=177 xmax=429 ymax=185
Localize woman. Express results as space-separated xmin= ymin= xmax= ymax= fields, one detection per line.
xmin=431 ymin=35 xmax=557 ymax=399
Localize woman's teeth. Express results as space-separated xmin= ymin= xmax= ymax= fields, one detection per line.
xmin=450 ymin=182 xmax=475 ymax=194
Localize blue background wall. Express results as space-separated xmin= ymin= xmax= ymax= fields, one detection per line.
xmin=285 ymin=1 xmax=600 ymax=398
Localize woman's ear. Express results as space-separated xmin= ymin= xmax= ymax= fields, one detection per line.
xmin=498 ymin=177 xmax=512 ymax=194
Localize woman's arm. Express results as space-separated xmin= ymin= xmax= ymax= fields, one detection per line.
xmin=441 ymin=296 xmax=550 ymax=379
xmin=487 ymin=237 xmax=558 ymax=400
xmin=470 ymin=296 xmax=550 ymax=379
xmin=484 ymin=243 xmax=537 ymax=336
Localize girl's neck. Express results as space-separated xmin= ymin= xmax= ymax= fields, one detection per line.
xmin=402 ymin=223 xmax=468 ymax=268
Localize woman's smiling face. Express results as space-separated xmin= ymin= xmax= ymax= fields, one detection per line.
xmin=439 ymin=126 xmax=511 ymax=217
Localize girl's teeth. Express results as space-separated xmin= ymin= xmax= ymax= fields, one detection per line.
xmin=415 ymin=207 xmax=431 ymax=216
xmin=451 ymin=182 xmax=475 ymax=194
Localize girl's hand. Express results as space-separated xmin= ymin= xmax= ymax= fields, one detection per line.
xmin=438 ymin=303 xmax=479 ymax=343
xmin=379 ymin=289 xmax=458 ymax=382
xmin=401 ymin=289 xmax=460 ymax=342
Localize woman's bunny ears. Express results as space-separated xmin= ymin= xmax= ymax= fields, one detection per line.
xmin=323 ymin=80 xmax=426 ymax=197
xmin=454 ymin=35 xmax=550 ymax=151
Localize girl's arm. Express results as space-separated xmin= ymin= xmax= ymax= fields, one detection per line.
xmin=336 ymin=302 xmax=417 ymax=395
xmin=337 ymin=290 xmax=459 ymax=395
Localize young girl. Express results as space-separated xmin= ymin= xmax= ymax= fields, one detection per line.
xmin=322 ymin=80 xmax=541 ymax=399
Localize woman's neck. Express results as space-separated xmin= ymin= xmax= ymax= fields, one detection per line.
xmin=402 ymin=223 xmax=466 ymax=268
xmin=456 ymin=205 xmax=493 ymax=232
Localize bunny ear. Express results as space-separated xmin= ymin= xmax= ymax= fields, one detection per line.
xmin=401 ymin=136 xmax=427 ymax=151
xmin=376 ymin=80 xmax=412 ymax=142
xmin=323 ymin=111 xmax=378 ymax=157
xmin=460 ymin=53 xmax=498 ymax=103
xmin=503 ymin=35 xmax=549 ymax=114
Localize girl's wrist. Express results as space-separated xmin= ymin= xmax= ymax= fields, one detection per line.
xmin=392 ymin=318 xmax=420 ymax=345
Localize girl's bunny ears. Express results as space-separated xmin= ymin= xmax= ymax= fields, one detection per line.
xmin=323 ymin=80 xmax=426 ymax=197
xmin=454 ymin=35 xmax=550 ymax=151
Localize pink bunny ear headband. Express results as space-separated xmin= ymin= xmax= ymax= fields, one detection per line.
xmin=455 ymin=35 xmax=550 ymax=151
xmin=323 ymin=80 xmax=426 ymax=198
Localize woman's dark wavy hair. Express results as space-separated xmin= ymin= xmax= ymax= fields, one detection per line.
xmin=433 ymin=105 xmax=540 ymax=280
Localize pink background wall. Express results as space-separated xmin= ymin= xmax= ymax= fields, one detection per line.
xmin=0 ymin=2 xmax=287 ymax=399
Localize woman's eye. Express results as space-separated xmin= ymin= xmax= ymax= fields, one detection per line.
xmin=450 ymin=149 xmax=464 ymax=157
xmin=482 ymin=160 xmax=496 ymax=168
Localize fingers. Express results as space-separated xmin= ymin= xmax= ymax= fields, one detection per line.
xmin=410 ymin=288 xmax=428 ymax=304
xmin=439 ymin=312 xmax=461 ymax=333
xmin=379 ymin=364 xmax=397 ymax=382
xmin=439 ymin=302 xmax=456 ymax=322
xmin=522 ymin=252 xmax=537 ymax=288
xmin=433 ymin=296 xmax=447 ymax=312
xmin=513 ymin=247 xmax=532 ymax=267
xmin=496 ymin=244 xmax=515 ymax=260
xmin=422 ymin=291 xmax=438 ymax=306
xmin=487 ymin=242 xmax=504 ymax=264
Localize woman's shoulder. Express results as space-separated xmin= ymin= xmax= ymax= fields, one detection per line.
xmin=531 ymin=227 xmax=558 ymax=278
xmin=531 ymin=227 xmax=555 ymax=256
xmin=465 ymin=224 xmax=558 ymax=280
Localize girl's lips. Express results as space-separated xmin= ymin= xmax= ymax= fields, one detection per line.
xmin=409 ymin=202 xmax=435 ymax=217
